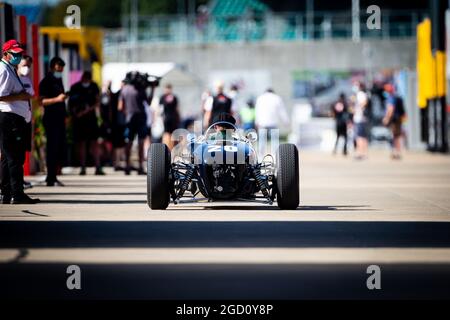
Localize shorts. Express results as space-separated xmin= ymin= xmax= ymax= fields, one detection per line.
xmin=355 ymin=122 xmax=369 ymax=139
xmin=390 ymin=121 xmax=402 ymax=138
xmin=336 ymin=122 xmax=347 ymax=136
xmin=163 ymin=119 xmax=180 ymax=134
xmin=73 ymin=120 xmax=99 ymax=142
xmin=125 ymin=113 xmax=148 ymax=142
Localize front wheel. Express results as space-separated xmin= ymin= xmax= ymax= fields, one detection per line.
xmin=276 ymin=143 xmax=300 ymax=210
xmin=147 ymin=143 xmax=171 ymax=210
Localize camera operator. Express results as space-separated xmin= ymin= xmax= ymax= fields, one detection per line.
xmin=118 ymin=72 xmax=157 ymax=175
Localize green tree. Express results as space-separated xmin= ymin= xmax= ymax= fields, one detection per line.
xmin=43 ymin=0 xmax=208 ymax=28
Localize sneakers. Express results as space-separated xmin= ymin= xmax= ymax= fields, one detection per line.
xmin=390 ymin=154 xmax=402 ymax=160
xmin=1 ymin=194 xmax=11 ymax=204
xmin=24 ymin=181 xmax=33 ymax=189
xmin=46 ymin=179 xmax=65 ymax=187
xmin=79 ymin=167 xmax=106 ymax=176
xmin=95 ymin=167 xmax=106 ymax=175
xmin=11 ymin=194 xmax=40 ymax=204
xmin=354 ymin=155 xmax=367 ymax=161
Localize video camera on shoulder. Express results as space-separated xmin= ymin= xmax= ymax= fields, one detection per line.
xmin=124 ymin=71 xmax=161 ymax=90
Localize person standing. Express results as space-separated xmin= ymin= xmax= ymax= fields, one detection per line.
xmin=352 ymin=82 xmax=370 ymax=160
xmin=109 ymin=81 xmax=127 ymax=171
xmin=255 ymin=88 xmax=289 ymax=158
xmin=383 ymin=83 xmax=405 ymax=160
xmin=69 ymin=71 xmax=104 ymax=175
xmin=204 ymin=81 xmax=233 ymax=127
xmin=0 ymin=39 xmax=39 ymax=204
xmin=118 ymin=73 xmax=148 ymax=175
xmin=18 ymin=55 xmax=35 ymax=189
xmin=99 ymin=80 xmax=115 ymax=168
xmin=39 ymin=57 xmax=68 ymax=186
xmin=331 ymin=93 xmax=350 ymax=156
xmin=240 ymin=98 xmax=256 ymax=131
xmin=159 ymin=83 xmax=180 ymax=150
xmin=255 ymin=88 xmax=289 ymax=132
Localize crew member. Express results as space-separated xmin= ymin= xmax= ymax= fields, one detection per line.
xmin=69 ymin=71 xmax=104 ymax=175
xmin=18 ymin=55 xmax=35 ymax=189
xmin=159 ymin=83 xmax=180 ymax=150
xmin=39 ymin=57 xmax=68 ymax=186
xmin=0 ymin=40 xmax=39 ymax=204
xmin=204 ymin=81 xmax=233 ymax=127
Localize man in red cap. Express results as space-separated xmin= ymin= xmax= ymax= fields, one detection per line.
xmin=0 ymin=39 xmax=40 ymax=204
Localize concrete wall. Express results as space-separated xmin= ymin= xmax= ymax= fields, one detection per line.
xmin=105 ymin=38 xmax=417 ymax=115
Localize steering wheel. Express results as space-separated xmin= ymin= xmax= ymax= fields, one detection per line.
xmin=204 ymin=121 xmax=239 ymax=140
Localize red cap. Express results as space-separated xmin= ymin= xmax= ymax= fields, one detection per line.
xmin=2 ymin=39 xmax=24 ymax=54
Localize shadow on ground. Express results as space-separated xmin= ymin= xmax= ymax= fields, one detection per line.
xmin=1 ymin=263 xmax=449 ymax=299
xmin=1 ymin=221 xmax=449 ymax=248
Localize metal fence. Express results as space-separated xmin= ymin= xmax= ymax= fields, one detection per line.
xmin=104 ymin=10 xmax=427 ymax=46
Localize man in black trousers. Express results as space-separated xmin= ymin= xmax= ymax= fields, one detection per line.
xmin=39 ymin=57 xmax=68 ymax=186
xmin=0 ymin=39 xmax=39 ymax=204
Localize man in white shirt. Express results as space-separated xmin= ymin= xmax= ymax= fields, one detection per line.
xmin=18 ymin=55 xmax=35 ymax=189
xmin=352 ymin=82 xmax=369 ymax=160
xmin=255 ymin=88 xmax=289 ymax=157
xmin=18 ymin=55 xmax=34 ymax=155
xmin=255 ymin=88 xmax=289 ymax=130
xmin=0 ymin=40 xmax=39 ymax=204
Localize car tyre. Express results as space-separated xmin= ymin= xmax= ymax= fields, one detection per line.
xmin=147 ymin=143 xmax=171 ymax=210
xmin=276 ymin=143 xmax=299 ymax=210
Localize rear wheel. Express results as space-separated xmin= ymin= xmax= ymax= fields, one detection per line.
xmin=276 ymin=143 xmax=300 ymax=210
xmin=147 ymin=143 xmax=171 ymax=210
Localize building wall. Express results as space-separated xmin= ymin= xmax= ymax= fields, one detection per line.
xmin=105 ymin=38 xmax=417 ymax=114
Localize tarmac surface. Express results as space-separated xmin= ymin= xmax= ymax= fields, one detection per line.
xmin=1 ymin=150 xmax=450 ymax=299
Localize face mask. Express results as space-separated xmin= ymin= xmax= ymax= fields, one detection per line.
xmin=101 ymin=95 xmax=110 ymax=105
xmin=82 ymin=82 xmax=90 ymax=88
xmin=9 ymin=54 xmax=22 ymax=66
xmin=53 ymin=71 xmax=62 ymax=79
xmin=19 ymin=66 xmax=30 ymax=76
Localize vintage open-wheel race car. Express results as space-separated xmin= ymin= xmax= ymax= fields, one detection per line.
xmin=147 ymin=120 xmax=299 ymax=210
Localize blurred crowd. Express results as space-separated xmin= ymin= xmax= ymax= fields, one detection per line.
xmin=0 ymin=39 xmax=406 ymax=204
xmin=330 ymin=80 xmax=406 ymax=161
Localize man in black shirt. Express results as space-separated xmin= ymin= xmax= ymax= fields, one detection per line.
xmin=205 ymin=82 xmax=233 ymax=127
xmin=331 ymin=93 xmax=350 ymax=156
xmin=39 ymin=57 xmax=68 ymax=186
xmin=159 ymin=83 xmax=180 ymax=150
xmin=69 ymin=71 xmax=104 ymax=175
xmin=118 ymin=75 xmax=148 ymax=175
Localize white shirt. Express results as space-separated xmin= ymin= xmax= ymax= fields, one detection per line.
xmin=204 ymin=96 xmax=213 ymax=112
xmin=20 ymin=75 xmax=35 ymax=96
xmin=255 ymin=91 xmax=289 ymax=128
xmin=353 ymin=90 xmax=368 ymax=124
xmin=0 ymin=60 xmax=32 ymax=122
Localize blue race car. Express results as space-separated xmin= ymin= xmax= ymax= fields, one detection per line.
xmin=147 ymin=120 xmax=299 ymax=210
